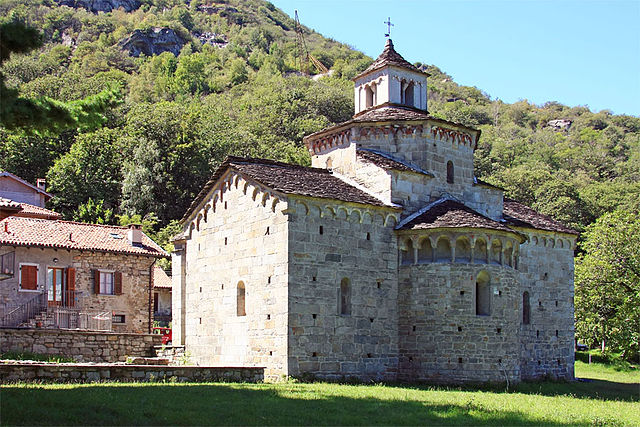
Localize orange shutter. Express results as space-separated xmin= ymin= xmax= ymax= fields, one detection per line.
xmin=66 ymin=268 xmax=76 ymax=307
xmin=21 ymin=265 xmax=37 ymax=290
xmin=114 ymin=271 xmax=123 ymax=295
xmin=93 ymin=269 xmax=100 ymax=294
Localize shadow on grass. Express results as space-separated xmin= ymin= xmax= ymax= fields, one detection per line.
xmin=1 ymin=383 xmax=582 ymax=426
xmin=375 ymin=377 xmax=639 ymax=403
xmin=514 ymin=377 xmax=639 ymax=402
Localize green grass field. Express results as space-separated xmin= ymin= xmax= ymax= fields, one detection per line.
xmin=1 ymin=361 xmax=638 ymax=426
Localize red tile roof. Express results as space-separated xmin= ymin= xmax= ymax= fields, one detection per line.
xmin=0 ymin=216 xmax=168 ymax=257
xmin=0 ymin=197 xmax=22 ymax=211
xmin=398 ymin=199 xmax=519 ymax=237
xmin=183 ymin=156 xmax=396 ymax=222
xmin=14 ymin=203 xmax=62 ymax=220
xmin=354 ymin=39 xmax=427 ymax=80
xmin=503 ymin=199 xmax=579 ymax=235
xmin=153 ymin=266 xmax=172 ymax=289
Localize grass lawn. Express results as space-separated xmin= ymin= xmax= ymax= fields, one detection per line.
xmin=1 ymin=361 xmax=638 ymax=426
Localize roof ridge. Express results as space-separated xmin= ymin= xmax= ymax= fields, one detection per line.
xmin=0 ymin=170 xmax=53 ymax=197
xmin=358 ymin=148 xmax=434 ymax=176
xmin=227 ymin=156 xmax=331 ymax=174
xmin=6 ymin=216 xmax=132 ymax=230
xmin=395 ymin=196 xmax=455 ymax=230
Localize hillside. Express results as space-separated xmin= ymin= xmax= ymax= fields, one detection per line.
xmin=1 ymin=0 xmax=638 ymax=234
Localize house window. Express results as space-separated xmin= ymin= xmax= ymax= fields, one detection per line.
xmin=476 ymin=270 xmax=491 ymax=316
xmin=100 ymin=271 xmax=115 ymax=295
xmin=153 ymin=293 xmax=159 ymax=313
xmin=523 ymin=291 xmax=530 ymax=324
xmin=1 ymin=252 xmax=15 ymax=276
xmin=47 ymin=267 xmax=64 ymax=304
xmin=19 ymin=264 xmax=38 ymax=291
xmin=339 ymin=278 xmax=351 ymax=315
xmin=446 ymin=161 xmax=454 ymax=184
xmin=112 ymin=314 xmax=125 ymax=324
xmin=237 ymin=281 xmax=246 ymax=316
xmin=93 ymin=270 xmax=122 ymax=295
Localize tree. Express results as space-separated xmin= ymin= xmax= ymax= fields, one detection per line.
xmin=73 ymin=198 xmax=115 ymax=224
xmin=47 ymin=129 xmax=123 ymax=217
xmin=575 ymin=209 xmax=640 ymax=361
xmin=1 ymin=18 xmax=122 ymax=135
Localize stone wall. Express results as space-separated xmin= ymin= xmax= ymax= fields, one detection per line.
xmin=0 ymin=362 xmax=264 ymax=383
xmin=516 ymin=229 xmax=576 ymax=380
xmin=0 ymin=328 xmax=161 ymax=362
xmin=398 ymin=263 xmax=521 ymax=383
xmin=175 ymin=171 xmax=289 ymax=379
xmin=286 ymin=197 xmax=400 ymax=381
xmin=354 ymin=121 xmax=477 ymax=200
xmin=0 ymin=246 xmax=156 ymax=333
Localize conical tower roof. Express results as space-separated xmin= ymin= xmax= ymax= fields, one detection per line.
xmin=354 ymin=39 xmax=428 ymax=80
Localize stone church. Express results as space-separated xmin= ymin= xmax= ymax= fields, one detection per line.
xmin=172 ymin=40 xmax=578 ymax=383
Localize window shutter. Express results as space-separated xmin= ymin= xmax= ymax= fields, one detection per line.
xmin=67 ymin=268 xmax=76 ymax=307
xmin=21 ymin=265 xmax=37 ymax=290
xmin=114 ymin=271 xmax=123 ymax=295
xmin=93 ymin=269 xmax=100 ymax=294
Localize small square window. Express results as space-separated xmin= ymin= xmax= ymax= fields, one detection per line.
xmin=112 ymin=314 xmax=125 ymax=323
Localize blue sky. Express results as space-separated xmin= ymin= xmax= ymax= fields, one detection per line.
xmin=271 ymin=0 xmax=640 ymax=116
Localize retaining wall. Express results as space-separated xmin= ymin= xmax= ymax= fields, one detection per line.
xmin=0 ymin=328 xmax=162 ymax=362
xmin=0 ymin=362 xmax=264 ymax=383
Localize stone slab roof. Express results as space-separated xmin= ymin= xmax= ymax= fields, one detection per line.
xmin=153 ymin=266 xmax=172 ymax=289
xmin=183 ymin=156 xmax=394 ymax=222
xmin=398 ymin=199 xmax=515 ymax=233
xmin=503 ymin=199 xmax=579 ymax=235
xmin=354 ymin=39 xmax=427 ymax=80
xmin=357 ymin=149 xmax=433 ymax=176
xmin=0 ymin=216 xmax=167 ymax=257
xmin=352 ymin=104 xmax=432 ymax=122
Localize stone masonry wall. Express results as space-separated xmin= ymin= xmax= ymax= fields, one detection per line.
xmin=0 ymin=328 xmax=161 ymax=362
xmin=516 ymin=229 xmax=576 ymax=380
xmin=0 ymin=363 xmax=264 ymax=383
xmin=0 ymin=246 xmax=155 ymax=333
xmin=287 ymin=197 xmax=400 ymax=381
xmin=178 ymin=171 xmax=289 ymax=379
xmin=398 ymin=263 xmax=521 ymax=383
xmin=354 ymin=122 xmax=476 ymax=200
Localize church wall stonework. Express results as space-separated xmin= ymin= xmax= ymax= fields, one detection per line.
xmin=398 ymin=263 xmax=521 ymax=383
xmin=355 ymin=126 xmax=476 ymax=198
xmin=516 ymin=230 xmax=576 ymax=380
xmin=286 ymin=198 xmax=400 ymax=380
xmin=178 ymin=174 xmax=290 ymax=379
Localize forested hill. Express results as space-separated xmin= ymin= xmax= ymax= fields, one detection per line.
xmin=1 ymin=0 xmax=638 ymax=235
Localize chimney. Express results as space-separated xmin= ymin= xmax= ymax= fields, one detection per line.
xmin=127 ymin=224 xmax=143 ymax=246
xmin=36 ymin=178 xmax=46 ymax=192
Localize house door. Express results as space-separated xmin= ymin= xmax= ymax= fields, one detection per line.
xmin=47 ymin=267 xmax=64 ymax=306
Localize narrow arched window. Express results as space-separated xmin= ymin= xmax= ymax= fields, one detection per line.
xmin=405 ymin=82 xmax=414 ymax=107
xmin=476 ymin=271 xmax=490 ymax=316
xmin=339 ymin=278 xmax=351 ymax=315
xmin=237 ymin=281 xmax=246 ymax=316
xmin=446 ymin=161 xmax=454 ymax=184
xmin=365 ymin=85 xmax=375 ymax=108
xmin=523 ymin=291 xmax=530 ymax=324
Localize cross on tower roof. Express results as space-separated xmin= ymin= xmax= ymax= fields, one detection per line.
xmin=384 ymin=17 xmax=394 ymax=38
